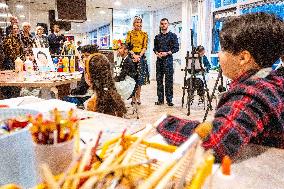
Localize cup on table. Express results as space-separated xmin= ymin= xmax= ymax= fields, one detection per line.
xmin=34 ymin=138 xmax=75 ymax=176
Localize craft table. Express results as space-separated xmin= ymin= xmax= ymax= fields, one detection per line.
xmin=0 ymin=97 xmax=283 ymax=188
xmin=0 ymin=71 xmax=81 ymax=99
xmin=0 ymin=96 xmax=145 ymax=145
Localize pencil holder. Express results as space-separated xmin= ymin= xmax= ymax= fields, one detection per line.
xmin=34 ymin=138 xmax=75 ymax=177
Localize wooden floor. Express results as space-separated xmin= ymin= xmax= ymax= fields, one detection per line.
xmin=125 ymin=81 xmax=216 ymax=125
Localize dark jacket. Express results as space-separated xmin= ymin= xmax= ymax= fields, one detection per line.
xmin=5 ymin=25 xmax=12 ymax=36
xmin=71 ymin=73 xmax=89 ymax=95
xmin=202 ymin=55 xmax=211 ymax=72
xmin=48 ymin=33 xmax=65 ymax=55
xmin=114 ymin=55 xmax=137 ymax=82
xmin=153 ymin=31 xmax=179 ymax=58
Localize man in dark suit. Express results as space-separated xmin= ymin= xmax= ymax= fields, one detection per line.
xmin=48 ymin=24 xmax=65 ymax=55
xmin=153 ymin=18 xmax=179 ymax=106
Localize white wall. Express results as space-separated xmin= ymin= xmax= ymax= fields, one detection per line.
xmin=150 ymin=3 xmax=183 ymax=83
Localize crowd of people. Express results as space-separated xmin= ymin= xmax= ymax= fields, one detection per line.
xmin=0 ymin=12 xmax=283 ymax=162
xmin=0 ymin=16 xmax=80 ymax=71
xmin=0 ymin=16 xmax=81 ymax=98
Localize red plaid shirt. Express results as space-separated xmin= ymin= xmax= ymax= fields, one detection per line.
xmin=157 ymin=68 xmax=284 ymax=161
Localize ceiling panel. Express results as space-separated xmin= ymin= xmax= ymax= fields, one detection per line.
xmin=4 ymin=0 xmax=183 ymax=33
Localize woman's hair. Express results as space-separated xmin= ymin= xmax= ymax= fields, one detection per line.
xmin=133 ymin=16 xmax=142 ymax=26
xmin=36 ymin=26 xmax=43 ymax=34
xmin=220 ymin=12 xmax=284 ymax=68
xmin=86 ymin=53 xmax=127 ymax=117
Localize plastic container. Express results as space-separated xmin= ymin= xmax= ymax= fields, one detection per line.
xmin=0 ymin=109 xmax=40 ymax=188
xmin=62 ymin=57 xmax=69 ymax=72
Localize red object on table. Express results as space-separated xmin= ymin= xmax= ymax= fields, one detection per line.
xmin=222 ymin=155 xmax=232 ymax=176
xmin=0 ymin=105 xmax=9 ymax=108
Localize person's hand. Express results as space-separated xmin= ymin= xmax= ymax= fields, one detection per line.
xmin=156 ymin=52 xmax=162 ymax=59
xmin=160 ymin=52 xmax=168 ymax=57
xmin=133 ymin=54 xmax=141 ymax=62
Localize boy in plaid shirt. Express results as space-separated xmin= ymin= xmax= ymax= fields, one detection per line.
xmin=157 ymin=13 xmax=284 ymax=161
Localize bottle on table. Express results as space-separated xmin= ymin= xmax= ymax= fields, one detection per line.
xmin=62 ymin=57 xmax=69 ymax=72
xmin=69 ymin=56 xmax=75 ymax=73
xmin=57 ymin=57 xmax=63 ymax=72
xmin=15 ymin=57 xmax=24 ymax=73
xmin=53 ymin=57 xmax=59 ymax=72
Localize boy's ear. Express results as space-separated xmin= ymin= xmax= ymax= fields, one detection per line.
xmin=239 ymin=50 xmax=253 ymax=66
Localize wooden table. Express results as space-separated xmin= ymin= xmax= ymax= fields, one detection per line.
xmin=0 ymin=71 xmax=81 ymax=99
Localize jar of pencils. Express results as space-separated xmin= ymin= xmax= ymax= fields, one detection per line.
xmin=29 ymin=109 xmax=79 ymax=176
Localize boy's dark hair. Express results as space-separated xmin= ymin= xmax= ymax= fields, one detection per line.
xmin=37 ymin=51 xmax=47 ymax=59
xmin=81 ymin=45 xmax=99 ymax=54
xmin=220 ymin=12 xmax=284 ymax=68
xmin=160 ymin=18 xmax=169 ymax=23
xmin=121 ymin=43 xmax=131 ymax=51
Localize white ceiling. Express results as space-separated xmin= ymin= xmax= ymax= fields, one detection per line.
xmin=3 ymin=0 xmax=183 ymax=34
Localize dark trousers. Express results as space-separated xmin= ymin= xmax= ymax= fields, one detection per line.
xmin=156 ymin=57 xmax=174 ymax=103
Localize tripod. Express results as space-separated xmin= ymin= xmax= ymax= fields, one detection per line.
xmin=181 ymin=53 xmax=212 ymax=116
xmin=202 ymin=68 xmax=226 ymax=122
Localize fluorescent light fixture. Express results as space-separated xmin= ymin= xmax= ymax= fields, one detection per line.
xmin=77 ymin=24 xmax=80 ymax=27
xmin=87 ymin=19 xmax=91 ymax=22
xmin=16 ymin=5 xmax=24 ymax=9
xmin=0 ymin=13 xmax=12 ymax=17
xmin=114 ymin=1 xmax=121 ymax=6
xmin=0 ymin=3 xmax=8 ymax=8
xmin=19 ymin=15 xmax=25 ymax=18
xmin=99 ymin=10 xmax=106 ymax=14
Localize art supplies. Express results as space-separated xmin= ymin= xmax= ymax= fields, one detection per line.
xmin=70 ymin=56 xmax=75 ymax=73
xmin=33 ymin=115 xmax=213 ymax=189
xmin=29 ymin=109 xmax=78 ymax=145
xmin=0 ymin=116 xmax=30 ymax=137
xmin=62 ymin=57 xmax=69 ymax=72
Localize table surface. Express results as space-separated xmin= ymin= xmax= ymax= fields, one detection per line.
xmin=0 ymin=71 xmax=81 ymax=88
xmin=0 ymin=97 xmax=283 ymax=188
xmin=0 ymin=97 xmax=145 ymax=146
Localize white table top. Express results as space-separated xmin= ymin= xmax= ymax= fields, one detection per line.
xmin=0 ymin=97 xmax=283 ymax=188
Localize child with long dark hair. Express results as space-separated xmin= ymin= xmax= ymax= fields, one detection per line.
xmin=84 ymin=53 xmax=127 ymax=117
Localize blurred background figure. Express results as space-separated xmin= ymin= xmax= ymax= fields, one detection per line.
xmin=48 ymin=24 xmax=65 ymax=55
xmin=5 ymin=16 xmax=18 ymax=36
xmin=20 ymin=22 xmax=33 ymax=53
xmin=33 ymin=26 xmax=49 ymax=48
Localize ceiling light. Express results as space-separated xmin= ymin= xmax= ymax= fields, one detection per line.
xmin=19 ymin=15 xmax=25 ymax=18
xmin=77 ymin=24 xmax=80 ymax=27
xmin=114 ymin=1 xmax=121 ymax=6
xmin=16 ymin=5 xmax=24 ymax=9
xmin=0 ymin=13 xmax=11 ymax=17
xmin=87 ymin=19 xmax=91 ymax=22
xmin=71 ymin=28 xmax=74 ymax=31
xmin=0 ymin=3 xmax=8 ymax=8
xmin=99 ymin=10 xmax=106 ymax=14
